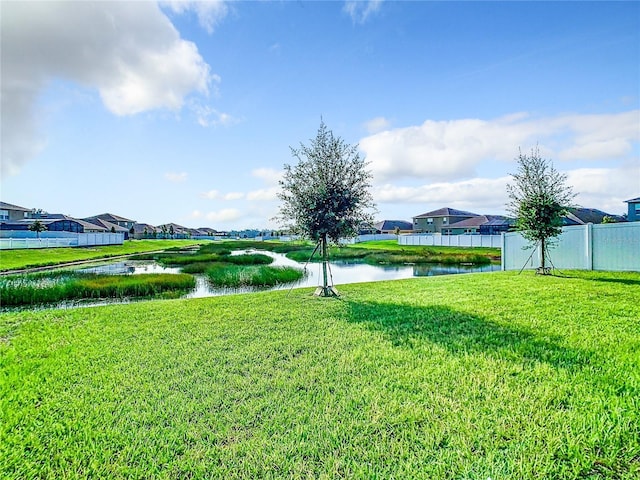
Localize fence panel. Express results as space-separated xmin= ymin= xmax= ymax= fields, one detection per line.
xmin=399 ymin=234 xmax=502 ymax=248
xmin=503 ymin=223 xmax=639 ymax=272
xmin=0 ymin=233 xmax=124 ymax=250
xmin=592 ymin=223 xmax=640 ymax=271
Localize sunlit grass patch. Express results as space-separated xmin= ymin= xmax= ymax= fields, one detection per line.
xmin=205 ymin=264 xmax=304 ymax=287
xmin=0 ymin=272 xmax=195 ymax=307
xmin=0 ymin=271 xmax=638 ymax=478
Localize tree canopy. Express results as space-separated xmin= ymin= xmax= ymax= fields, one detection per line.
xmin=277 ymin=121 xmax=375 ymax=243
xmin=506 ymin=146 xmax=576 ymax=272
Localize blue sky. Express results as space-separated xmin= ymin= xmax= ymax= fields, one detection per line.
xmin=2 ymin=0 xmax=639 ymax=230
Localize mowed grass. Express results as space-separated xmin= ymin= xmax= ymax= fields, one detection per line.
xmin=1 ymin=271 xmax=639 ymax=479
xmin=0 ymin=240 xmax=205 ymax=272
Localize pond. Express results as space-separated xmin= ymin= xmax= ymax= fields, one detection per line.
xmin=76 ymin=250 xmax=500 ymax=300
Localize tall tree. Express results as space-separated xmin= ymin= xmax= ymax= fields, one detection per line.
xmin=28 ymin=220 xmax=47 ymax=238
xmin=506 ymin=146 xmax=576 ymax=273
xmin=277 ymin=121 xmax=376 ymax=296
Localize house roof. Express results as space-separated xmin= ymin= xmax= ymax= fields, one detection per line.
xmin=568 ymin=208 xmax=625 ymax=224
xmin=447 ymin=215 xmax=508 ymax=228
xmin=624 ymin=197 xmax=640 ymax=203
xmin=83 ymin=217 xmax=129 ymax=232
xmin=413 ymin=207 xmax=479 ymax=219
xmin=374 ymin=220 xmax=413 ymax=231
xmin=8 ymin=216 xmax=109 ymax=231
xmin=0 ymin=201 xmax=31 ymax=212
xmin=157 ymin=222 xmax=189 ymax=233
xmin=92 ymin=213 xmax=136 ymax=223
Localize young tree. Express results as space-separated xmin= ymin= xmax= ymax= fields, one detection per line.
xmin=277 ymin=121 xmax=376 ymax=296
xmin=506 ymin=146 xmax=576 ymax=273
xmin=28 ymin=220 xmax=47 ymax=239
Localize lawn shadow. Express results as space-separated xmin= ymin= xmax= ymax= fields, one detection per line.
xmin=553 ymin=273 xmax=640 ymax=287
xmin=345 ymin=300 xmax=591 ymax=370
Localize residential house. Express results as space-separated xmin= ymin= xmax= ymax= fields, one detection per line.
xmin=0 ymin=215 xmax=108 ymax=234
xmin=83 ymin=217 xmax=130 ymax=238
xmin=567 ymin=207 xmax=625 ymax=224
xmin=0 ymin=201 xmax=32 ymax=222
xmin=87 ymin=213 xmax=136 ymax=230
xmin=625 ymin=197 xmax=640 ymax=222
xmin=132 ymin=223 xmax=158 ymax=239
xmin=412 ymin=208 xmax=479 ymax=234
xmin=373 ymin=220 xmax=413 ymax=234
xmin=443 ymin=215 xmax=511 ymax=235
xmin=156 ymin=223 xmax=191 ymax=238
xmin=478 ymin=217 xmax=516 ymax=235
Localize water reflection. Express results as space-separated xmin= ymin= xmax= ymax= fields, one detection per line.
xmin=71 ymin=251 xmax=500 ymax=300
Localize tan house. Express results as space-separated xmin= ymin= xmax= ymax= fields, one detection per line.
xmin=0 ymin=201 xmax=32 ymax=222
xmin=412 ymin=207 xmax=479 ymax=233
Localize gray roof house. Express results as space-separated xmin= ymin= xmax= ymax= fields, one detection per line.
xmin=374 ymin=220 xmax=414 ymax=234
xmin=412 ymin=208 xmax=479 ymax=233
xmin=88 ymin=213 xmax=136 ymax=229
xmin=443 ymin=215 xmax=510 ymax=235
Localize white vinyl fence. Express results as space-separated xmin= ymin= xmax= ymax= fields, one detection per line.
xmin=502 ymin=223 xmax=640 ymax=272
xmin=399 ymin=234 xmax=502 ymax=248
xmin=0 ymin=233 xmax=124 ymax=250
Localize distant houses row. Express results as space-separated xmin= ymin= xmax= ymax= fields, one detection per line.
xmin=1 ymin=198 xmax=639 ymax=240
xmin=0 ymin=203 xmax=223 ymax=240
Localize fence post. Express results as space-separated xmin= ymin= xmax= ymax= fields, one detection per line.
xmin=585 ymin=223 xmax=593 ymax=270
xmin=501 ymin=233 xmax=506 ymax=271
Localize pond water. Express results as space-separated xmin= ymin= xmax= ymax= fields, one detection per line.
xmin=76 ymin=250 xmax=500 ymax=299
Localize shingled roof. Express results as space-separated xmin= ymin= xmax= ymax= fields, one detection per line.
xmin=414 ymin=207 xmax=479 ymax=219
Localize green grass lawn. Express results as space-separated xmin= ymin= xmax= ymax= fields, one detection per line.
xmin=1 ymin=271 xmax=639 ymax=479
xmin=0 ymin=240 xmax=205 ymax=272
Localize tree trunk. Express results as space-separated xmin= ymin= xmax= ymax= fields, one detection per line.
xmin=315 ymin=234 xmax=338 ymax=297
xmin=537 ymin=238 xmax=550 ymax=275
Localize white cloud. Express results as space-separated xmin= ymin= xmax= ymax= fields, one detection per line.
xmin=192 ymin=101 xmax=239 ymax=127
xmin=364 ymin=116 xmax=391 ymax=134
xmin=567 ymin=164 xmax=640 ymax=214
xmin=375 ymin=177 xmax=510 ymax=213
xmin=252 ymin=168 xmax=283 ymax=186
xmin=246 ymin=187 xmax=280 ymax=202
xmin=162 ymin=0 xmax=229 ymax=34
xmin=164 ymin=172 xmax=188 ymax=182
xmin=205 ymin=208 xmax=243 ymax=222
xmin=359 ymin=111 xmax=640 ymax=183
xmin=1 ymin=1 xmax=214 ymax=176
xmin=200 ymin=190 xmax=244 ymax=200
xmin=343 ymin=1 xmax=383 ymax=24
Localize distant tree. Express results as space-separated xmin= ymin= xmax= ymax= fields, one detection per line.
xmin=129 ymin=226 xmax=135 ymax=240
xmin=601 ymin=215 xmax=617 ymax=224
xmin=506 ymin=146 xmax=576 ymax=274
xmin=394 ymin=226 xmax=401 ymax=236
xmin=143 ymin=227 xmax=148 ymax=238
xmin=161 ymin=225 xmax=168 ymax=239
xmin=277 ymin=121 xmax=376 ymax=296
xmin=28 ymin=220 xmax=47 ymax=238
xmin=169 ymin=225 xmax=175 ymax=238
xmin=110 ymin=226 xmax=116 ymax=233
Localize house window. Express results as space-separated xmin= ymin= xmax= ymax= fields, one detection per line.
xmin=426 ymin=218 xmax=433 ymax=224
xmin=0 ymin=210 xmax=8 ymax=220
xmin=635 ymin=204 xmax=640 ymax=214
xmin=443 ymin=217 xmax=448 ymax=224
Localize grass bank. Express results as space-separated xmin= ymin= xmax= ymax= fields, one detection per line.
xmin=1 ymin=270 xmax=638 ymax=478
xmin=0 ymin=240 xmax=205 ymax=272
xmin=287 ymin=240 xmax=497 ymax=265
xmin=0 ymin=272 xmax=196 ymax=307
